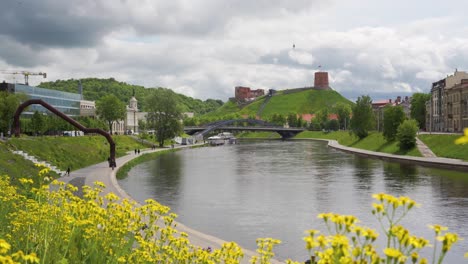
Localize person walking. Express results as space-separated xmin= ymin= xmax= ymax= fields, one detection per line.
xmin=137 ymin=149 xmax=140 ymax=154
xmin=66 ymin=167 xmax=71 ymax=176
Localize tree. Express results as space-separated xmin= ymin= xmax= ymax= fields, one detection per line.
xmin=397 ymin=119 xmax=419 ymax=150
xmin=0 ymin=92 xmax=26 ymax=135
xmin=316 ymin=109 xmax=329 ymax=129
xmin=334 ymin=103 xmax=352 ymax=130
xmin=30 ymin=111 xmax=45 ymax=135
xmin=350 ymin=95 xmax=375 ymax=139
xmin=287 ymin=113 xmax=299 ymax=127
xmin=96 ymin=94 xmax=126 ymax=134
xmin=145 ymin=89 xmax=183 ymax=147
xmin=326 ymin=119 xmax=340 ymax=131
xmin=410 ymin=93 xmax=431 ymax=130
xmin=383 ymin=105 xmax=406 ymax=142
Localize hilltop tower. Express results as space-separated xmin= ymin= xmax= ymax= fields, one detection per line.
xmin=314 ymin=72 xmax=330 ymax=90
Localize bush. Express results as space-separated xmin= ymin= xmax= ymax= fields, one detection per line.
xmin=325 ymin=119 xmax=339 ymax=131
xmin=396 ymin=119 xmax=419 ymax=150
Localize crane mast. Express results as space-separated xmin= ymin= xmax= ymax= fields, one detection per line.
xmin=0 ymin=70 xmax=47 ymax=85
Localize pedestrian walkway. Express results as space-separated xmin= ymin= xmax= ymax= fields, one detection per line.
xmin=416 ymin=137 xmax=437 ymax=158
xmin=325 ymin=139 xmax=468 ymax=172
xmin=57 ymin=144 xmax=280 ymax=264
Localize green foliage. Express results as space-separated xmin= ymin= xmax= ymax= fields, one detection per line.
xmin=325 ymin=119 xmax=339 ymax=131
xmin=287 ymin=113 xmax=299 ymax=127
xmin=145 ymin=89 xmax=183 ymax=147
xmin=0 ymin=91 xmax=24 ymax=134
xmin=383 ymin=105 xmax=406 ymax=142
xmin=350 ymin=95 xmax=375 ymax=139
xmin=334 ymin=102 xmax=352 ymax=130
xmin=396 ymin=119 xmax=419 ymax=150
xmin=268 ymin=113 xmax=286 ymax=126
xmin=316 ymin=108 xmax=329 ymax=128
xmin=38 ymin=78 xmax=223 ymax=115
xmin=410 ymin=93 xmax=431 ymax=129
xmin=96 ymin=94 xmax=126 ymax=134
xmin=237 ymin=132 xmax=281 ymax=139
xmin=419 ymin=134 xmax=468 ymax=161
xmin=30 ymin=111 xmax=45 ymax=135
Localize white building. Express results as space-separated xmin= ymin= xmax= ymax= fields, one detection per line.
xmin=111 ymin=95 xmax=147 ymax=135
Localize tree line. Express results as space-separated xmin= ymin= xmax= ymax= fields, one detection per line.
xmin=38 ymin=78 xmax=223 ymax=115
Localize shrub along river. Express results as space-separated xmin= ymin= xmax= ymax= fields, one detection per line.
xmin=118 ymin=140 xmax=468 ymax=262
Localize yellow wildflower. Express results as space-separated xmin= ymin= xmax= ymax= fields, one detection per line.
xmin=455 ymin=128 xmax=468 ymax=144
xmin=0 ymin=239 xmax=11 ymax=254
xmin=429 ymin=224 xmax=448 ymax=235
xmin=384 ymin=248 xmax=402 ymax=259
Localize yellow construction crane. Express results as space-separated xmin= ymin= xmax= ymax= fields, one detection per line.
xmin=0 ymin=70 xmax=47 ymax=85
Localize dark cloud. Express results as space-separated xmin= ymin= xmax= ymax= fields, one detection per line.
xmin=0 ymin=0 xmax=117 ymax=48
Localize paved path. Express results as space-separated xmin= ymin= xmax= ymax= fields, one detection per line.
xmin=58 ymin=144 xmax=281 ymax=264
xmin=324 ymin=139 xmax=468 ymax=171
xmin=416 ymin=137 xmax=437 ymax=158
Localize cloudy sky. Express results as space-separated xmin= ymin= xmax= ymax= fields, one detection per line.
xmin=1 ymin=0 xmax=468 ymax=101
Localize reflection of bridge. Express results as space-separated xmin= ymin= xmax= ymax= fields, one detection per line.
xmin=184 ymin=119 xmax=305 ymax=139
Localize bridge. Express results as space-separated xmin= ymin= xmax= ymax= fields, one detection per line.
xmin=184 ymin=119 xmax=305 ymax=139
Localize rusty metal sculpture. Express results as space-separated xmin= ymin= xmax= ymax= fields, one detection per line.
xmin=13 ymin=99 xmax=116 ymax=167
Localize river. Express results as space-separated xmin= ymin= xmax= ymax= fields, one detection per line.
xmin=118 ymin=140 xmax=468 ymax=262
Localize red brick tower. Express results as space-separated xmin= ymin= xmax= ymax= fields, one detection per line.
xmin=314 ymin=72 xmax=329 ymax=90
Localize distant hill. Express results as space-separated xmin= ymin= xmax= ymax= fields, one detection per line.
xmin=202 ymin=88 xmax=353 ymax=119
xmin=38 ymin=78 xmax=223 ymax=115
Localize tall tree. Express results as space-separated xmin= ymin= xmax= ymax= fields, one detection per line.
xmin=334 ymin=103 xmax=352 ymax=130
xmin=0 ymin=92 xmax=26 ymax=135
xmin=96 ymin=94 xmax=126 ymax=134
xmin=383 ymin=105 xmax=406 ymax=142
xmin=145 ymin=89 xmax=182 ymax=147
xmin=350 ymin=95 xmax=375 ymax=139
xmin=410 ymin=93 xmax=431 ymax=129
xmin=316 ymin=108 xmax=329 ymax=129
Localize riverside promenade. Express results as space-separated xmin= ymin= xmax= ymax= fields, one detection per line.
xmin=57 ymin=144 xmax=281 ymax=264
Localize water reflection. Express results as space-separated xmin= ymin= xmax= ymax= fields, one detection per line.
xmin=119 ymin=140 xmax=468 ymax=262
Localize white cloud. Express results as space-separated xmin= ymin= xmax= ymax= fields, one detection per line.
xmin=288 ymin=50 xmax=315 ymax=65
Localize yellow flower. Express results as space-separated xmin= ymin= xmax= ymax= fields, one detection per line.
xmin=429 ymin=224 xmax=448 ymax=235
xmin=384 ymin=248 xmax=402 ymax=259
xmin=0 ymin=239 xmax=11 ymax=254
xmin=455 ymin=128 xmax=468 ymax=145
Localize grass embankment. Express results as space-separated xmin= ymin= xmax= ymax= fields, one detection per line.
xmin=116 ymin=149 xmax=174 ymax=179
xmin=295 ymin=131 xmax=422 ymax=156
xmin=201 ymin=100 xmax=241 ymax=118
xmin=236 ymin=131 xmax=281 ymax=139
xmin=419 ymin=134 xmax=468 ymax=161
xmin=0 ymin=141 xmax=43 ymax=183
xmin=7 ymin=135 xmax=148 ymax=172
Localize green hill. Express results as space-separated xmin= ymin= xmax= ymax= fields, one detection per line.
xmin=200 ymin=88 xmax=353 ymax=120
xmin=38 ymin=78 xmax=223 ymax=115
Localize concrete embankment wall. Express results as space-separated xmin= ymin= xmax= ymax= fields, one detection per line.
xmin=295 ymin=138 xmax=468 ymax=172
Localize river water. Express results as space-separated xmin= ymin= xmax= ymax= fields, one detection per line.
xmin=118 ymin=140 xmax=468 ymax=262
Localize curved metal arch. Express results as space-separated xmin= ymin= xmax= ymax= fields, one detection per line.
xmin=13 ymin=99 xmax=116 ymax=166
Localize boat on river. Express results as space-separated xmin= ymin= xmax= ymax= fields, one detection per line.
xmin=207 ymin=132 xmax=237 ymax=146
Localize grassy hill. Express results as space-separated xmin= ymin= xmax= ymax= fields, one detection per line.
xmin=38 ymin=78 xmax=223 ymax=115
xmin=201 ymin=88 xmax=353 ymax=120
